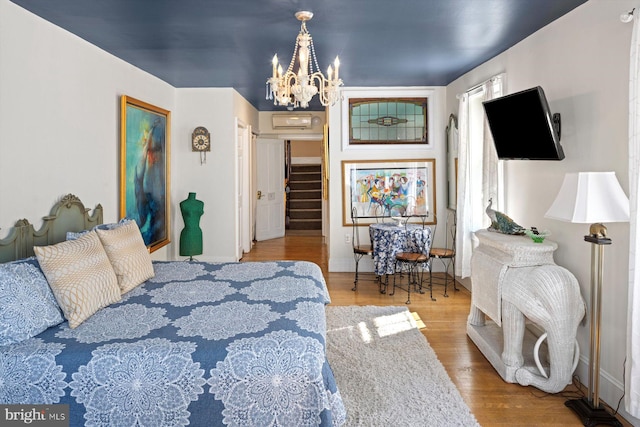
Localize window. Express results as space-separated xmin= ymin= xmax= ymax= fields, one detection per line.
xmin=456 ymin=74 xmax=504 ymax=278
xmin=348 ymin=98 xmax=428 ymax=145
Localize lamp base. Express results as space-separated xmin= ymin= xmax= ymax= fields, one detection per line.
xmin=565 ymin=397 xmax=622 ymax=426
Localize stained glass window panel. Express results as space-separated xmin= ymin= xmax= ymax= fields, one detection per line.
xmin=349 ymin=98 xmax=428 ymax=144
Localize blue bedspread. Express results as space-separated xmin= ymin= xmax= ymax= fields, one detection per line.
xmin=0 ymin=260 xmax=346 ymax=426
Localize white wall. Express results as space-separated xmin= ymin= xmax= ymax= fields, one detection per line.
xmin=327 ymin=87 xmax=447 ymax=272
xmin=446 ymin=0 xmax=638 ymax=423
xmin=173 ymin=89 xmax=234 ymax=261
xmin=0 ymin=0 xmax=259 ymax=262
xmin=172 ymin=89 xmax=259 ymax=262
xmin=0 ymin=0 xmax=175 ymax=257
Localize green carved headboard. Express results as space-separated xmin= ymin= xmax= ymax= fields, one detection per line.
xmin=0 ymin=194 xmax=103 ymax=263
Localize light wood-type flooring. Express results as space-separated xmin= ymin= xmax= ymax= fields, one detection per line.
xmin=240 ymin=233 xmax=632 ymax=426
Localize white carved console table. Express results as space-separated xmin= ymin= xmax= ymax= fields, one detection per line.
xmin=467 ymin=230 xmax=585 ymax=393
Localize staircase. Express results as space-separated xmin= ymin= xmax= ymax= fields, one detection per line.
xmin=287 ymin=164 xmax=322 ymax=230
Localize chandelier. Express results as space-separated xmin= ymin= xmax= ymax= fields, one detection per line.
xmin=266 ymin=11 xmax=343 ymax=109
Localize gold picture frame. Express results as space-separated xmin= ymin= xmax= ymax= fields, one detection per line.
xmin=120 ymin=95 xmax=171 ymax=252
xmin=322 ymin=123 xmax=329 ymax=200
xmin=342 ymin=159 xmax=436 ymax=226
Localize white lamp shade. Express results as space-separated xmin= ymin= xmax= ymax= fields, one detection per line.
xmin=544 ymin=172 xmax=630 ymax=223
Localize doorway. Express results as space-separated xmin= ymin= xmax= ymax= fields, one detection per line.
xmin=285 ymin=139 xmax=323 ymax=235
xmin=253 ymin=137 xmax=324 ymax=240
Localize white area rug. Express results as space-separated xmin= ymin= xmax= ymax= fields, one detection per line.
xmin=326 ymin=305 xmax=480 ymax=427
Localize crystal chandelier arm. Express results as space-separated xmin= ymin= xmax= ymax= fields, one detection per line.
xmin=278 ymin=71 xmax=297 ymax=105
xmin=282 ymin=70 xmax=299 ymax=89
xmin=310 ymin=72 xmax=343 ymax=106
xmin=309 ymin=71 xmax=326 ymax=88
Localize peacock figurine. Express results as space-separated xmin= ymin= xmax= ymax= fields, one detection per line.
xmin=486 ymin=198 xmax=526 ymax=235
xmin=485 ymin=198 xmax=498 ymax=223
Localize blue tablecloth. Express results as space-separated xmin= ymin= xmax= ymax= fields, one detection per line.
xmin=369 ymin=222 xmax=433 ymax=275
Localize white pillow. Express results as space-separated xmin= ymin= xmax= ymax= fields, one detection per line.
xmin=96 ymin=220 xmax=154 ymax=294
xmin=34 ymin=231 xmax=121 ymax=328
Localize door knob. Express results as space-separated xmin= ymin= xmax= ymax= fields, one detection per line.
xmin=257 ymin=190 xmax=263 ymax=199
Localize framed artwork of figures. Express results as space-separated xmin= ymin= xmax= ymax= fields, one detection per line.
xmin=342 ymin=159 xmax=436 ymax=226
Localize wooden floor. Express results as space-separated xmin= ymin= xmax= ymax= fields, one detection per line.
xmin=240 ymin=234 xmax=631 ymax=426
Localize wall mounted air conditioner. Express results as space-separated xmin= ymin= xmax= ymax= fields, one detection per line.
xmin=272 ymin=114 xmax=313 ymax=129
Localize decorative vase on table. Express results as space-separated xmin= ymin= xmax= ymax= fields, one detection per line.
xmin=179 ymin=193 xmax=204 ymax=260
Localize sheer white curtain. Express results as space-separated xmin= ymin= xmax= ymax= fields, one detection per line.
xmin=626 ymin=8 xmax=640 ymax=418
xmin=481 ymin=78 xmax=503 ymax=210
xmin=455 ymin=75 xmax=504 ymax=278
xmin=455 ymin=92 xmax=473 ymax=277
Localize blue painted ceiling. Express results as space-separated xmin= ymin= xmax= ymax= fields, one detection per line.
xmin=10 ymin=0 xmax=587 ymax=111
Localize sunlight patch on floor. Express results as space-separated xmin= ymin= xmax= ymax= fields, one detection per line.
xmin=326 ymin=309 xmax=426 ymax=344
xmin=411 ymin=311 xmax=426 ymax=329
xmin=373 ymin=310 xmax=420 ymax=337
xmin=358 ymin=321 xmax=372 ymax=343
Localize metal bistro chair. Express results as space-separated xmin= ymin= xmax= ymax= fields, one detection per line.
xmin=372 ymin=203 xmax=390 ymax=223
xmin=351 ymin=206 xmax=374 ymax=291
xmin=429 ymin=210 xmax=459 ymax=297
xmin=391 ymin=215 xmax=433 ymax=304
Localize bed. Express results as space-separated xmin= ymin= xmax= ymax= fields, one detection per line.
xmin=0 ymin=194 xmax=346 ymax=426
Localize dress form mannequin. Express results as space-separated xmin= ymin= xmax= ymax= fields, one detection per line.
xmin=179 ymin=193 xmax=204 ymax=259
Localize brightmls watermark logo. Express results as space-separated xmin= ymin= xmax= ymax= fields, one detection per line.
xmin=1 ymin=405 xmax=68 ymax=426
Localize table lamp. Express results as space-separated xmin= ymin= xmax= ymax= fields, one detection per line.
xmin=545 ymin=171 xmax=629 ymax=426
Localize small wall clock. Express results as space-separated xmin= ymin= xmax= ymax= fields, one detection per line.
xmin=192 ymin=126 xmax=210 ymax=164
xmin=192 ymin=126 xmax=210 ymax=151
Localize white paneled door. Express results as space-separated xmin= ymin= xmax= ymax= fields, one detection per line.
xmin=255 ymin=138 xmax=285 ymax=241
xmin=236 ymin=121 xmax=252 ymax=260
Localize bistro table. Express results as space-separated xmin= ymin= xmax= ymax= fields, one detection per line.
xmin=369 ymin=222 xmax=433 ymax=277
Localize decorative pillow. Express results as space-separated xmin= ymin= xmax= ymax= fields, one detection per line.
xmin=66 ymin=218 xmax=133 ymax=241
xmin=65 ymin=230 xmax=89 ymax=241
xmin=34 ymin=231 xmax=121 ymax=328
xmin=0 ymin=259 xmax=64 ymax=345
xmin=96 ymin=220 xmax=154 ymax=294
xmin=98 ymin=217 xmax=132 ymax=230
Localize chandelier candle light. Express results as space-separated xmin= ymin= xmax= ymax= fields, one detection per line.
xmin=266 ymin=11 xmax=343 ymax=109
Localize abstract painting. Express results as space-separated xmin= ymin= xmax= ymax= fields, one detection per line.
xmin=120 ymin=96 xmax=171 ymax=252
